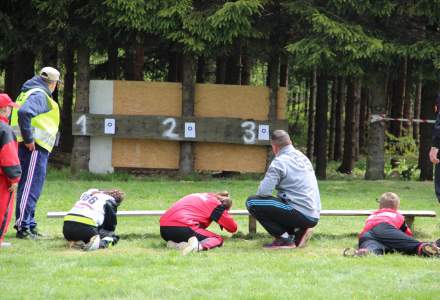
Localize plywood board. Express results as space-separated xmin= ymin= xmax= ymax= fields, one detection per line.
xmin=112 ymin=138 xmax=179 ymax=169
xmin=195 ymin=143 xmax=267 ymax=173
xmin=113 ymin=81 xmax=181 ymax=116
xmin=194 ymin=84 xmax=269 ymax=120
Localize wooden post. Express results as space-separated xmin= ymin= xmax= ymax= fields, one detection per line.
xmin=70 ymin=45 xmax=90 ymax=175
xmin=179 ymin=54 xmax=196 ymax=174
xmin=249 ymin=215 xmax=257 ymax=235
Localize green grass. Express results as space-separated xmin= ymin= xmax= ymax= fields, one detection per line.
xmin=2 ymin=170 xmax=440 ymax=299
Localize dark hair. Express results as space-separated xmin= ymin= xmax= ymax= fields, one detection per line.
xmin=271 ymin=130 xmax=291 ymax=147
xmin=103 ymin=189 xmax=125 ymax=204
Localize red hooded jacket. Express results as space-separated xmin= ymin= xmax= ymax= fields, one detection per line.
xmin=359 ymin=208 xmax=412 ymax=237
xmin=160 ymin=193 xmax=237 ymax=233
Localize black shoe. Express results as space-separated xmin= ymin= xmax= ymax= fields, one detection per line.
xmin=30 ymin=227 xmax=44 ymax=237
xmin=16 ymin=229 xmax=33 ymax=239
xmin=263 ymin=236 xmax=296 ymax=249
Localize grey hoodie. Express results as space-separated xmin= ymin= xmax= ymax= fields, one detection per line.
xmin=257 ymin=144 xmax=321 ymax=220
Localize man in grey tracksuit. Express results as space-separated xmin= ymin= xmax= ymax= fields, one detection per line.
xmin=246 ymin=130 xmax=321 ymax=249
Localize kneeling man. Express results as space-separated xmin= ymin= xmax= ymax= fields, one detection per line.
xmin=246 ymin=130 xmax=321 ymax=249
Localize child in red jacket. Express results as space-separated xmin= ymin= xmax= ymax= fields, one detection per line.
xmin=0 ymin=94 xmax=21 ymax=248
xmin=160 ymin=191 xmax=238 ymax=255
xmin=344 ymin=192 xmax=439 ymax=257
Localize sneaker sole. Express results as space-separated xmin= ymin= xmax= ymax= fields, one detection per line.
xmin=422 ymin=243 xmax=440 ymax=257
xmin=296 ymin=228 xmax=314 ymax=248
xmin=182 ymin=237 xmax=199 ymax=256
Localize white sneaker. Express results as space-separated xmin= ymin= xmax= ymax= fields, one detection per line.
xmin=0 ymin=241 xmax=11 ymax=248
xmin=167 ymin=240 xmax=188 ymax=250
xmin=84 ymin=235 xmax=100 ymax=251
xmin=182 ymin=236 xmax=200 ymax=256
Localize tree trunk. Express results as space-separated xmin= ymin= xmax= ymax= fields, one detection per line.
xmin=107 ymin=42 xmax=119 ymax=79
xmin=167 ymin=51 xmax=183 ymax=82
xmin=388 ymin=58 xmax=407 ymax=138
xmin=359 ymin=87 xmax=370 ymax=155
xmin=402 ymin=59 xmax=413 ymax=133
xmin=353 ymin=80 xmax=361 ymax=160
xmin=241 ymin=50 xmax=251 ymax=85
xmin=225 ymin=42 xmax=241 ymax=85
xmin=338 ymin=78 xmax=360 ymax=173
xmin=334 ymin=77 xmax=345 ymax=161
xmin=41 ymin=46 xmax=59 ymax=103
xmin=267 ymin=54 xmax=279 ymax=121
xmin=215 ymin=56 xmax=226 ymax=84
xmin=279 ymin=54 xmax=288 ymax=88
xmin=365 ymin=73 xmax=387 ymax=180
xmin=123 ymin=43 xmax=135 ymax=80
xmin=70 ymin=45 xmax=90 ymax=175
xmin=306 ymin=69 xmax=317 ymax=161
xmin=413 ymin=75 xmax=422 ymax=144
xmin=196 ymin=56 xmax=205 ymax=83
xmin=179 ymin=54 xmax=196 ymax=175
xmin=5 ymin=51 xmax=36 ymax=99
xmin=419 ymin=80 xmax=438 ymax=180
xmin=328 ymin=78 xmax=337 ymax=161
xmin=133 ymin=35 xmax=144 ymax=81
xmin=60 ymin=46 xmax=74 ymax=153
xmin=315 ymin=72 xmax=328 ymax=179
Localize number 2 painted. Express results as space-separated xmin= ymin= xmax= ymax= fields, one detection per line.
xmin=162 ymin=118 xmax=179 ymax=139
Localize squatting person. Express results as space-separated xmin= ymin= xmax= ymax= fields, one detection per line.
xmin=160 ymin=192 xmax=238 ymax=255
xmin=11 ymin=67 xmax=61 ymax=239
xmin=63 ymin=188 xmax=125 ymax=251
xmin=0 ymin=94 xmax=21 ymax=248
xmin=344 ymin=192 xmax=440 ymax=257
xmin=246 ymin=129 xmax=321 ymax=249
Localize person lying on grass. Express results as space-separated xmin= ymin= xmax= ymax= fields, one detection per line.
xmin=63 ymin=188 xmax=125 ymax=251
xmin=160 ymin=192 xmax=237 ymax=255
xmin=344 ymin=192 xmax=440 ymax=257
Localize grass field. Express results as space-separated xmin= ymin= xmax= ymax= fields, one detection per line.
xmin=2 ymin=170 xmax=440 ymax=300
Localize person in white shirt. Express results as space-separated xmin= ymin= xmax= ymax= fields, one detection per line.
xmin=63 ymin=188 xmax=125 ymax=251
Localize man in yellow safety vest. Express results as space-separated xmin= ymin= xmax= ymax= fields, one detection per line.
xmin=10 ymin=66 xmax=60 ymax=239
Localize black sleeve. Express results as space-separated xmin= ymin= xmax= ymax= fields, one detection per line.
xmin=399 ymin=222 xmax=408 ymax=233
xmin=210 ymin=204 xmax=226 ymax=222
xmin=100 ymin=200 xmax=118 ymax=232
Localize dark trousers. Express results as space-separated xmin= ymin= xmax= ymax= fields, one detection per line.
xmin=435 ymin=164 xmax=440 ymax=202
xmin=359 ymin=223 xmax=422 ymax=255
xmin=160 ymin=226 xmax=224 ymax=250
xmin=63 ymin=221 xmax=98 ymax=243
xmin=15 ymin=144 xmax=49 ymax=230
xmin=246 ymin=196 xmax=318 ymax=237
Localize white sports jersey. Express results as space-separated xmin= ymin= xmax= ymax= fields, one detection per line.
xmin=68 ymin=189 xmax=115 ymax=226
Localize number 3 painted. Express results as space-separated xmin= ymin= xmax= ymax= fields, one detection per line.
xmin=162 ymin=118 xmax=179 ymax=139
xmin=241 ymin=121 xmax=256 ymax=144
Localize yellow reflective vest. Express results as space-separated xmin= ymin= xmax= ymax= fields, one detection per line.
xmin=10 ymin=88 xmax=60 ymax=152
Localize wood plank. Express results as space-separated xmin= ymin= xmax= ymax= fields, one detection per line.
xmin=47 ymin=209 xmax=436 ymax=218
xmin=72 ymin=113 xmax=287 ymax=145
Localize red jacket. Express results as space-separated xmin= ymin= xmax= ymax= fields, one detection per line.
xmin=160 ymin=193 xmax=238 ymax=233
xmin=0 ymin=116 xmax=21 ymax=186
xmin=359 ymin=208 xmax=412 ymax=237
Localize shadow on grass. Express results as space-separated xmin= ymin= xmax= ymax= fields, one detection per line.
xmin=231 ymin=231 xmax=360 ymax=241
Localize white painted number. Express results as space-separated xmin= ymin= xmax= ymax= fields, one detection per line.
xmin=76 ymin=114 xmax=87 ymax=135
xmin=162 ymin=117 xmax=179 ymax=139
xmin=241 ymin=121 xmax=256 ymax=144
